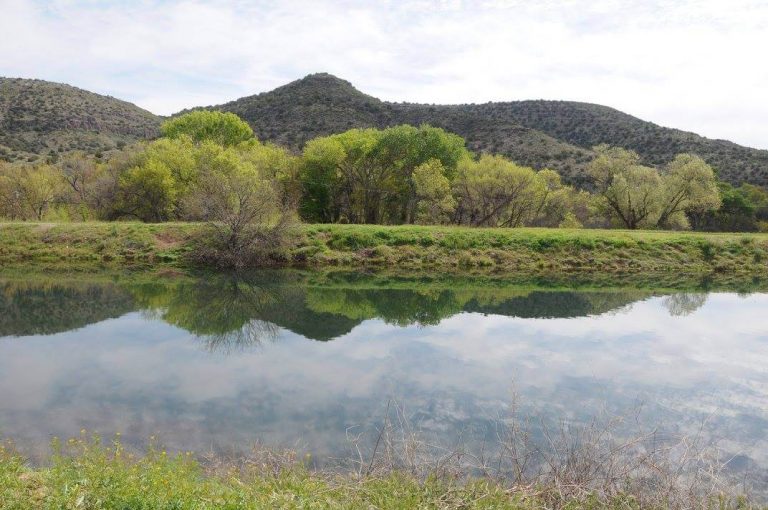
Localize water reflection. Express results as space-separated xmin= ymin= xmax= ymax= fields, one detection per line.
xmin=0 ymin=271 xmax=767 ymax=493
xmin=0 ymin=272 xmax=724 ymax=344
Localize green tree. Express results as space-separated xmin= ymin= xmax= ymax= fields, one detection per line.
xmin=453 ymin=155 xmax=546 ymax=227
xmin=412 ymin=159 xmax=456 ymax=224
xmin=161 ymin=111 xmax=254 ymax=146
xmin=740 ymin=183 xmax=768 ymax=222
xmin=588 ymin=146 xmax=662 ymax=229
xmin=299 ymin=136 xmax=347 ymax=222
xmin=300 ymin=128 xmax=383 ymax=224
xmin=298 ymin=125 xmax=469 ymax=224
xmin=371 ymin=125 xmax=468 ymax=223
xmin=184 ymin=154 xmax=295 ymax=268
xmin=690 ymin=182 xmax=762 ymax=232
xmin=656 ymin=154 xmax=720 ymax=229
xmin=0 ymin=163 xmax=64 ymax=220
xmin=116 ymin=160 xmax=177 ymax=222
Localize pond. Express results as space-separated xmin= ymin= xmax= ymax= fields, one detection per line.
xmin=1 ymin=270 xmax=768 ymax=492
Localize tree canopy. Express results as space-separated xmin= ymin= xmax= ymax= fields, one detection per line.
xmin=161 ymin=111 xmax=254 ymax=147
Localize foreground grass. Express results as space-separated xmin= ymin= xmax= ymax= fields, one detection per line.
xmin=1 ymin=221 xmax=768 ymax=273
xmin=0 ymin=438 xmax=756 ymax=510
xmin=0 ymin=439 xmax=590 ymax=510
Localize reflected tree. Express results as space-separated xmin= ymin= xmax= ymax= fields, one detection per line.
xmin=1 ymin=274 xmax=751 ymax=347
xmin=136 ymin=275 xmax=285 ymax=352
xmin=0 ymin=281 xmax=135 ymax=336
xmin=662 ymin=293 xmax=708 ymax=316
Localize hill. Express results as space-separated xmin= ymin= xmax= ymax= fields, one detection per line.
xmin=208 ymin=73 xmax=768 ymax=187
xmin=0 ymin=77 xmax=161 ymax=163
xmin=2 ymin=73 xmax=767 ymax=187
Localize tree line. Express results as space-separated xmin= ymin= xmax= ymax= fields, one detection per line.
xmin=1 ymin=110 xmax=767 ymax=233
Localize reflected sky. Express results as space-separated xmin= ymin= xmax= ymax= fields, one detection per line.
xmin=1 ymin=274 xmax=767 ymax=481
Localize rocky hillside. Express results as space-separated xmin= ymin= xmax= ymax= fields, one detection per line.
xmin=0 ymin=77 xmax=161 ymax=163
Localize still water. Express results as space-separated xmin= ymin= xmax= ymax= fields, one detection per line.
xmin=1 ymin=271 xmax=768 ymax=483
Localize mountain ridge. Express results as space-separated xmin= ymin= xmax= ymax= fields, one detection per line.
xmin=2 ymin=73 xmax=767 ymax=187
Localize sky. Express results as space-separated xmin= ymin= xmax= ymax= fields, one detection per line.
xmin=1 ymin=0 xmax=767 ymax=149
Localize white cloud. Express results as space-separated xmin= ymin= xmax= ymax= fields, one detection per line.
xmin=0 ymin=0 xmax=767 ymax=148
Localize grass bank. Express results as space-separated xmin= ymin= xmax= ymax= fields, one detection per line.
xmin=0 ymin=447 xmax=525 ymax=510
xmin=0 ymin=437 xmax=756 ymax=510
xmin=1 ymin=222 xmax=768 ymax=274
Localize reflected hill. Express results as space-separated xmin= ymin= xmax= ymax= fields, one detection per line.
xmin=0 ymin=271 xmax=741 ymax=344
xmin=463 ymin=290 xmax=643 ymax=318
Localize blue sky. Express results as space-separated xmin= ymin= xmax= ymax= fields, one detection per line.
xmin=1 ymin=0 xmax=767 ymax=149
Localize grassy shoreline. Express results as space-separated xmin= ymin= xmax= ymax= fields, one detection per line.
xmin=1 ymin=221 xmax=767 ymax=274
xmin=0 ymin=436 xmax=758 ymax=510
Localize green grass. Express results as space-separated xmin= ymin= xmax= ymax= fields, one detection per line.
xmin=1 ymin=221 xmax=768 ymax=274
xmin=0 ymin=440 xmax=520 ymax=510
xmin=0 ymin=437 xmax=757 ymax=510
xmin=0 ymin=437 xmax=589 ymax=510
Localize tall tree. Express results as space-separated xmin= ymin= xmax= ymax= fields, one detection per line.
xmin=116 ymin=160 xmax=177 ymax=222
xmin=656 ymin=154 xmax=720 ymax=229
xmin=299 ymin=125 xmax=469 ymax=224
xmin=0 ymin=164 xmax=63 ymax=220
xmin=453 ymin=155 xmax=545 ymax=227
xmin=588 ymin=146 xmax=662 ymax=229
xmin=412 ymin=159 xmax=456 ymax=224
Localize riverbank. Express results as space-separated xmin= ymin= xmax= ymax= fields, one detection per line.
xmin=0 ymin=438 xmax=755 ymax=510
xmin=1 ymin=222 xmax=767 ymax=274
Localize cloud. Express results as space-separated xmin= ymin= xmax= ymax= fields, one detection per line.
xmin=0 ymin=0 xmax=766 ymax=148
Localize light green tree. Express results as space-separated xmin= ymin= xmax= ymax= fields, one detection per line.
xmin=0 ymin=163 xmax=21 ymax=219
xmin=117 ymin=160 xmax=177 ymax=222
xmin=299 ymin=125 xmax=469 ymax=224
xmin=412 ymin=159 xmax=456 ymax=224
xmin=588 ymin=146 xmax=662 ymax=229
xmin=142 ymin=137 xmax=198 ymax=195
xmin=237 ymin=139 xmax=301 ymax=207
xmin=372 ymin=125 xmax=469 ymax=222
xmin=656 ymin=153 xmax=721 ymax=229
xmin=453 ymin=154 xmax=546 ymax=227
xmin=558 ymin=211 xmax=583 ymax=229
xmin=183 ymin=151 xmax=295 ymax=268
xmin=0 ymin=164 xmax=64 ymax=220
xmin=161 ymin=111 xmax=254 ymax=147
xmin=300 ymin=128 xmax=386 ymax=224
xmin=58 ymin=151 xmax=104 ymax=220
xmin=299 ymin=136 xmax=347 ymax=222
